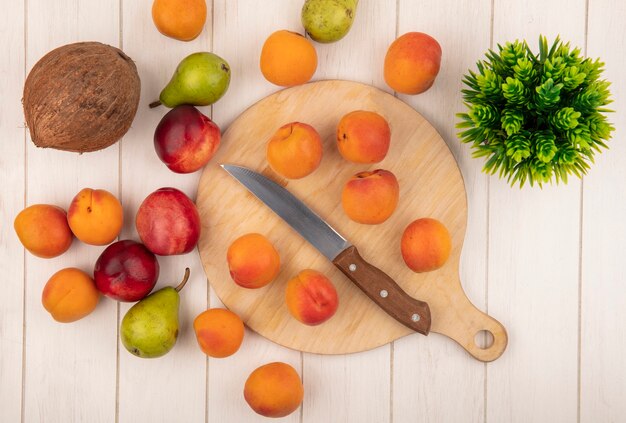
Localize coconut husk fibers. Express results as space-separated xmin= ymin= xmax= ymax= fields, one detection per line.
xmin=23 ymin=42 xmax=141 ymax=153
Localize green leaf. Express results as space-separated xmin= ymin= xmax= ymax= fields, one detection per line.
xmin=543 ymin=57 xmax=566 ymax=83
xmin=469 ymin=103 xmax=500 ymax=127
xmin=502 ymin=77 xmax=528 ymax=106
xmin=513 ymin=58 xmax=537 ymax=85
xmin=533 ymin=130 xmax=558 ymax=162
xmin=535 ymin=78 xmax=564 ymax=110
xmin=586 ymin=113 xmax=614 ymax=142
xmin=476 ymin=68 xmax=503 ymax=99
xmin=567 ymin=123 xmax=592 ymax=150
xmin=549 ymin=107 xmax=581 ymax=131
xmin=505 ymin=132 xmax=532 ymax=162
xmin=562 ymin=66 xmax=586 ymax=91
xmin=501 ymin=108 xmax=524 ymax=136
xmin=500 ymin=41 xmax=526 ymax=68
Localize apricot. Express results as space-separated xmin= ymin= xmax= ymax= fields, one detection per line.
xmin=337 ymin=110 xmax=391 ymax=163
xmin=260 ymin=30 xmax=317 ymax=87
xmin=42 ymin=268 xmax=100 ymax=323
xmin=68 ymin=188 xmax=123 ymax=246
xmin=267 ymin=122 xmax=323 ymax=179
xmin=152 ymin=0 xmax=207 ymax=42
xmin=286 ymin=269 xmax=338 ymax=326
xmin=342 ymin=169 xmax=399 ymax=224
xmin=401 ymin=218 xmax=451 ymax=272
xmin=193 ymin=308 xmax=245 ymax=358
xmin=384 ymin=32 xmax=442 ymax=95
xmin=14 ymin=204 xmax=73 ymax=258
xmin=227 ymin=233 xmax=280 ymax=289
xmin=244 ymin=362 xmax=304 ymax=418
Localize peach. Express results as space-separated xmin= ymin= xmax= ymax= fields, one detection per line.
xmin=337 ymin=110 xmax=391 ymax=163
xmin=260 ymin=30 xmax=318 ymax=87
xmin=401 ymin=218 xmax=451 ymax=272
xmin=244 ymin=362 xmax=304 ymax=418
xmin=266 ymin=122 xmax=323 ymax=179
xmin=14 ymin=204 xmax=73 ymax=258
xmin=154 ymin=105 xmax=221 ymax=174
xmin=193 ymin=308 xmax=245 ymax=358
xmin=342 ymin=169 xmax=399 ymax=224
xmin=68 ymin=188 xmax=123 ymax=246
xmin=384 ymin=32 xmax=442 ymax=95
xmin=227 ymin=233 xmax=280 ymax=289
xmin=286 ymin=269 xmax=338 ymax=326
xmin=42 ymin=268 xmax=100 ymax=323
xmin=136 ymin=187 xmax=201 ymax=255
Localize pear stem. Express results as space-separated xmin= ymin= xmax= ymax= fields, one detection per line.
xmin=149 ymin=100 xmax=162 ymax=108
xmin=175 ymin=268 xmax=190 ymax=292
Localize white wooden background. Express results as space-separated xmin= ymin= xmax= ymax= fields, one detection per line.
xmin=1 ymin=0 xmax=625 ymax=422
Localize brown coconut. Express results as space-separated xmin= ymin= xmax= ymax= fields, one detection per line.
xmin=23 ymin=42 xmax=141 ymax=153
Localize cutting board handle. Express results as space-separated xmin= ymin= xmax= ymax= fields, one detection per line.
xmin=436 ymin=291 xmax=508 ymax=362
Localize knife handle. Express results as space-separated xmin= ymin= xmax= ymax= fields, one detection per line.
xmin=333 ymin=246 xmax=431 ymax=335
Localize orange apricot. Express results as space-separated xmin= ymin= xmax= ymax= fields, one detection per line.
xmin=401 ymin=218 xmax=451 ymax=272
xmin=286 ymin=269 xmax=338 ymax=326
xmin=68 ymin=188 xmax=123 ymax=246
xmin=342 ymin=169 xmax=399 ymax=224
xmin=152 ymin=0 xmax=207 ymax=42
xmin=384 ymin=32 xmax=442 ymax=95
xmin=193 ymin=308 xmax=245 ymax=358
xmin=267 ymin=122 xmax=323 ymax=179
xmin=260 ymin=30 xmax=317 ymax=87
xmin=14 ymin=204 xmax=73 ymax=258
xmin=227 ymin=233 xmax=280 ymax=289
xmin=42 ymin=268 xmax=100 ymax=323
xmin=337 ymin=110 xmax=391 ymax=163
xmin=244 ymin=362 xmax=304 ymax=418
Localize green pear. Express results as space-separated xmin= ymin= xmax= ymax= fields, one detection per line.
xmin=120 ymin=268 xmax=190 ymax=358
xmin=301 ymin=0 xmax=359 ymax=43
xmin=151 ymin=52 xmax=230 ymax=108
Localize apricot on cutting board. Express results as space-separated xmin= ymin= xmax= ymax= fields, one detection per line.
xmin=14 ymin=204 xmax=73 ymax=258
xmin=342 ymin=169 xmax=399 ymax=224
xmin=337 ymin=110 xmax=391 ymax=163
xmin=401 ymin=217 xmax=451 ymax=272
xmin=286 ymin=269 xmax=338 ymax=326
xmin=260 ymin=30 xmax=318 ymax=87
xmin=267 ymin=122 xmax=323 ymax=179
xmin=193 ymin=308 xmax=244 ymax=358
xmin=227 ymin=233 xmax=280 ymax=289
xmin=244 ymin=362 xmax=304 ymax=418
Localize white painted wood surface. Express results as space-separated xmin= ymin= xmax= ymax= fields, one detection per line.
xmin=1 ymin=0 xmax=625 ymax=422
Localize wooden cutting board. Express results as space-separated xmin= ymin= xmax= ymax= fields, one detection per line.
xmin=197 ymin=80 xmax=507 ymax=361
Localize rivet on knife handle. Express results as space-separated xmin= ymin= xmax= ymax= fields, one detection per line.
xmin=333 ymin=246 xmax=431 ymax=335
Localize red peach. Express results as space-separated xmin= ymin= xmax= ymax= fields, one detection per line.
xmin=136 ymin=187 xmax=201 ymax=256
xmin=285 ymin=269 xmax=338 ymax=326
xmin=154 ymin=105 xmax=221 ymax=174
xmin=342 ymin=169 xmax=399 ymax=224
xmin=337 ymin=110 xmax=391 ymax=164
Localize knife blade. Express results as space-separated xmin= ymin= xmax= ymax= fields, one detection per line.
xmin=221 ymin=164 xmax=431 ymax=335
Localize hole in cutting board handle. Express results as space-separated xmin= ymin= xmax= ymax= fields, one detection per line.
xmin=474 ymin=330 xmax=495 ymax=350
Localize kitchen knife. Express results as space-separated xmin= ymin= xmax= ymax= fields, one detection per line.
xmin=221 ymin=164 xmax=431 ymax=335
